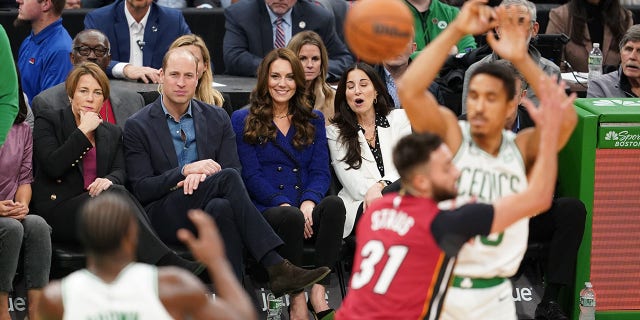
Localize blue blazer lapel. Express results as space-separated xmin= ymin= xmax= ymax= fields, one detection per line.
xmin=149 ymin=100 xmax=179 ymax=168
xmin=193 ymin=101 xmax=208 ymax=160
xmin=113 ymin=1 xmax=131 ymax=64
xmin=143 ymin=5 xmax=160 ymax=67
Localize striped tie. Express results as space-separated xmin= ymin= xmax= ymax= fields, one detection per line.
xmin=274 ymin=17 xmax=286 ymax=48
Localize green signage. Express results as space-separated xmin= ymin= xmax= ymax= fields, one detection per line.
xmin=598 ymin=123 xmax=640 ymax=149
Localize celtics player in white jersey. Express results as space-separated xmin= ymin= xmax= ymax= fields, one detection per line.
xmin=398 ymin=1 xmax=577 ymax=319
xmin=37 ymin=193 xmax=257 ymax=320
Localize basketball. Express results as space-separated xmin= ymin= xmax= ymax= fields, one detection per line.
xmin=344 ymin=0 xmax=414 ymax=63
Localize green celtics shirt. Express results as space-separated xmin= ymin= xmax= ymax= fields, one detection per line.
xmin=404 ymin=0 xmax=477 ymax=59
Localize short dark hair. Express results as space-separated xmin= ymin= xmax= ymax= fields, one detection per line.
xmin=78 ymin=193 xmax=136 ymax=254
xmin=393 ymin=133 xmax=444 ymax=182
xmin=469 ymin=62 xmax=517 ymax=101
xmin=50 ymin=0 xmax=66 ymax=16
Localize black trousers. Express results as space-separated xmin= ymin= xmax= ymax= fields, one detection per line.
xmin=40 ymin=185 xmax=172 ymax=264
xmin=263 ymin=196 xmax=345 ymax=285
xmin=147 ymin=168 xmax=284 ymax=279
xmin=528 ymin=197 xmax=586 ymax=285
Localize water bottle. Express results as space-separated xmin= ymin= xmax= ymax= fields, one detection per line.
xmin=579 ymin=282 xmax=596 ymax=320
xmin=588 ymin=43 xmax=603 ymax=82
xmin=266 ymin=292 xmax=282 ymax=320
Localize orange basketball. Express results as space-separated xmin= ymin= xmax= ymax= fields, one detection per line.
xmin=344 ymin=0 xmax=414 ymax=64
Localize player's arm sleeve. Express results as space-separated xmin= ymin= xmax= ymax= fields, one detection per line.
xmin=430 ymin=203 xmax=494 ymax=257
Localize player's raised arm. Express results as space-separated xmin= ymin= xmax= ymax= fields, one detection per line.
xmin=490 ymin=75 xmax=576 ymax=233
xmin=398 ymin=0 xmax=497 ymax=150
xmin=178 ymin=210 xmax=257 ymax=320
xmin=488 ymin=5 xmax=577 ymax=161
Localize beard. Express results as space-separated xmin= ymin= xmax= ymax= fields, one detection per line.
xmin=13 ymin=18 xmax=31 ymax=28
xmin=432 ymin=184 xmax=457 ymax=203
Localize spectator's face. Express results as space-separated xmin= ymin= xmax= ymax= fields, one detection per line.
xmin=268 ymin=58 xmax=296 ymax=108
xmin=267 ymin=0 xmax=296 ymax=16
xmin=620 ymin=40 xmax=640 ymax=81
xmin=126 ymin=0 xmax=152 ymax=10
xmin=160 ymin=52 xmax=198 ymax=108
xmin=16 ymin=0 xmax=42 ymax=22
xmin=496 ymin=4 xmax=538 ymax=42
xmin=466 ymin=74 xmax=512 ymax=139
xmin=72 ymin=32 xmax=111 ymax=71
xmin=345 ymin=69 xmax=378 ymax=117
xmin=298 ymin=44 xmax=321 ymax=82
xmin=70 ymin=74 xmax=105 ymax=118
xmin=183 ymin=45 xmax=206 ymax=80
xmin=415 ymin=144 xmax=460 ymax=202
xmin=383 ymin=41 xmax=416 ymax=69
xmin=504 ymin=79 xmax=526 ymax=130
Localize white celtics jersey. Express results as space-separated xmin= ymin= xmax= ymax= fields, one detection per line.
xmin=439 ymin=121 xmax=529 ymax=278
xmin=62 ymin=263 xmax=174 ymax=320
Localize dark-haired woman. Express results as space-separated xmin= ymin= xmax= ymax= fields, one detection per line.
xmin=546 ymin=0 xmax=632 ymax=72
xmin=327 ymin=62 xmax=412 ymax=238
xmin=0 ymin=92 xmax=51 ymax=320
xmin=231 ymin=48 xmax=345 ymax=320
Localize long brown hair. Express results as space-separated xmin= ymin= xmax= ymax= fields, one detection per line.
xmin=168 ymin=34 xmax=225 ymax=106
xmin=331 ymin=63 xmax=393 ymax=170
xmin=286 ymin=31 xmax=335 ymax=122
xmin=243 ymin=48 xmax=316 ymax=149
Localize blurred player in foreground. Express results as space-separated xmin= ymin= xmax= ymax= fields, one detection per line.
xmin=397 ymin=0 xmax=577 ymax=318
xmin=336 ymin=6 xmax=575 ymax=318
xmin=37 ymin=193 xmax=257 ymax=320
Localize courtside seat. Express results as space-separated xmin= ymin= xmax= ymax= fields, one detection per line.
xmin=50 ymin=243 xmax=195 ymax=280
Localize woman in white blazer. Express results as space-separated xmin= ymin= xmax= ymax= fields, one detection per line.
xmin=327 ymin=63 xmax=412 ymax=237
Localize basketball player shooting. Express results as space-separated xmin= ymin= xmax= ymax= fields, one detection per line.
xmin=336 ymin=65 xmax=574 ymax=319
xmin=397 ymin=1 xmax=577 ymax=319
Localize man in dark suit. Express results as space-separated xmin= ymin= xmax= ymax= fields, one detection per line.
xmin=223 ymin=0 xmax=352 ymax=79
xmin=31 ymin=29 xmax=144 ymax=130
xmin=123 ymin=48 xmax=330 ymax=294
xmin=84 ymin=0 xmax=191 ymax=83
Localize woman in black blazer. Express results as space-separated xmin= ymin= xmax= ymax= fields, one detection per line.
xmin=32 ymin=62 xmax=202 ymax=273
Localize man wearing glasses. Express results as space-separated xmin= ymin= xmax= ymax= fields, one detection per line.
xmin=31 ymin=29 xmax=145 ymax=129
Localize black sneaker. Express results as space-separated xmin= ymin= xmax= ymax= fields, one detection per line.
xmin=535 ymin=300 xmax=569 ymax=320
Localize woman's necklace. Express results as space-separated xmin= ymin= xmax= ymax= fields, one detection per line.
xmin=274 ymin=112 xmax=290 ymax=120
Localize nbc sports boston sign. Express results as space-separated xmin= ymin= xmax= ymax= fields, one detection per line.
xmin=599 ymin=123 xmax=640 ymax=149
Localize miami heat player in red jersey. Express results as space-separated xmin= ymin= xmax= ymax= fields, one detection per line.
xmin=336 ymin=192 xmax=494 ymax=320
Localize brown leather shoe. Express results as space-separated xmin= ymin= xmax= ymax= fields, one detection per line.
xmin=267 ymin=259 xmax=330 ymax=297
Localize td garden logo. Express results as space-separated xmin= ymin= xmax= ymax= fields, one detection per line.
xmin=600 ymin=127 xmax=640 ymax=148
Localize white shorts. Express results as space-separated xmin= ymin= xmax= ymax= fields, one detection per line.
xmin=440 ymin=279 xmax=516 ymax=320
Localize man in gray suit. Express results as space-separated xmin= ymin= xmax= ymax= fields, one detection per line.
xmin=31 ymin=29 xmax=144 ymax=130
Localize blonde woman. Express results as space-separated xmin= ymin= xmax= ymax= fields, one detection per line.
xmin=287 ymin=31 xmax=335 ymax=125
xmin=167 ymin=34 xmax=231 ymax=111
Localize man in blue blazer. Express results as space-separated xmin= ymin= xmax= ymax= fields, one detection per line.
xmin=84 ymin=0 xmax=191 ymax=83
xmin=123 ymin=48 xmax=330 ymax=294
xmin=223 ymin=0 xmax=352 ymax=80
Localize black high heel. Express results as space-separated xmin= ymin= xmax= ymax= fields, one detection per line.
xmin=307 ymin=300 xmax=335 ymax=320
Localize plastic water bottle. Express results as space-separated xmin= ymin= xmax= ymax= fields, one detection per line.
xmin=588 ymin=43 xmax=603 ymax=82
xmin=579 ymin=282 xmax=596 ymax=320
xmin=266 ymin=292 xmax=282 ymax=320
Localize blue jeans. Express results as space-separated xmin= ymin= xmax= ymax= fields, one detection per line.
xmin=0 ymin=215 xmax=51 ymax=292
